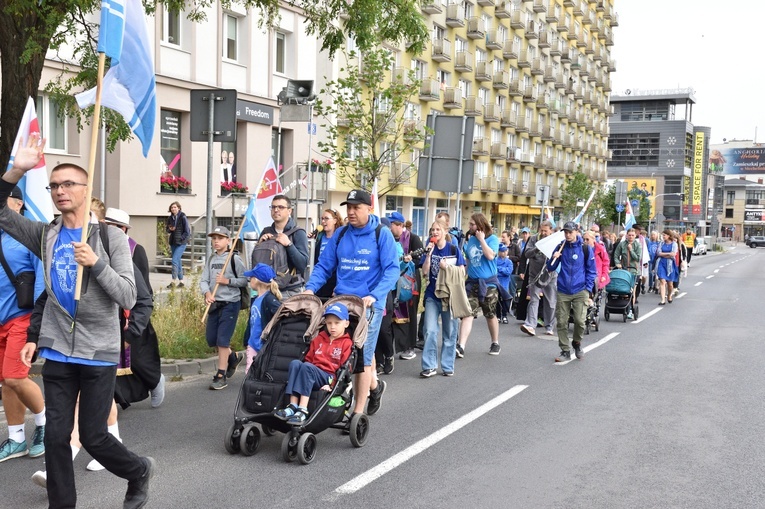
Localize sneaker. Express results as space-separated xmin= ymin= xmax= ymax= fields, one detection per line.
xmin=442 ymin=371 xmax=454 ymax=377
xmin=399 ymin=349 xmax=416 ymax=360
xmin=150 ymin=374 xmax=166 ymax=408
xmin=501 ymin=317 xmax=509 ymax=324
xmin=124 ymin=457 xmax=156 ymax=509
xmin=209 ymin=375 xmax=228 ymax=390
xmin=626 ymin=311 xmax=634 ymax=320
xmin=573 ymin=342 xmax=584 ymax=360
xmin=383 ymin=356 xmax=394 ymax=375
xmin=226 ymin=352 xmax=244 ymax=378
xmin=87 ymin=458 xmax=105 ymax=472
xmin=366 ymin=380 xmax=386 ymax=415
xmin=415 ymin=340 xmax=425 ymax=350
xmin=489 ymin=342 xmax=501 ymax=355
xmin=287 ymin=409 xmax=308 ymax=425
xmin=544 ymin=329 xmax=555 ymax=336
xmin=455 ymin=344 xmax=465 ymax=358
xmin=420 ymin=368 xmax=437 ymax=378
xmin=177 ymin=282 xmax=184 ymax=288
xmin=31 ymin=470 xmax=47 ymax=489
xmin=555 ymin=350 xmax=571 ymax=362
xmin=275 ymin=404 xmax=298 ymax=420
xmin=29 ymin=425 xmax=45 ymax=458
xmin=166 ymin=282 xmax=175 ymax=290
xmin=0 ymin=438 xmax=28 ymax=463
xmin=520 ymin=324 xmax=536 ymax=336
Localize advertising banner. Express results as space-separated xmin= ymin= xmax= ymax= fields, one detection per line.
xmin=710 ymin=146 xmax=765 ymax=175
xmin=745 ymin=210 xmax=765 ymax=222
xmin=692 ymin=132 xmax=704 ymax=214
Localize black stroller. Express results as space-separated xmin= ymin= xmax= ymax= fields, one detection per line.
xmin=603 ymin=269 xmax=639 ymax=322
xmin=224 ymin=295 xmax=370 ymax=464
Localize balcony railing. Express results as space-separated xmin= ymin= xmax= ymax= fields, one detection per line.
xmin=443 ymin=87 xmax=463 ymax=109
xmin=484 ymin=103 xmax=500 ymax=123
xmin=454 ymin=50 xmax=474 ymax=73
xmin=419 ymin=78 xmax=441 ymax=101
xmin=490 ymin=142 xmax=507 ymax=160
xmin=465 ymin=96 xmax=483 ymax=117
xmin=420 ymin=0 xmax=443 ymax=14
xmin=493 ymin=70 xmax=509 ymax=89
xmin=475 ymin=60 xmax=493 ymax=82
xmin=503 ymin=39 xmax=519 ymax=60
xmin=501 ymin=109 xmax=517 ymax=128
xmin=495 ymin=0 xmax=511 ymax=18
xmin=472 ymin=137 xmax=490 ymax=155
xmin=467 ymin=17 xmax=485 ymax=39
xmin=486 ymin=30 xmax=503 ymax=50
xmin=431 ymin=37 xmax=451 ymax=62
xmin=445 ymin=3 xmax=465 ymax=27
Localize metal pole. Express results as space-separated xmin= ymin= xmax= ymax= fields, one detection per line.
xmin=305 ymin=103 xmax=313 ymax=231
xmin=423 ymin=112 xmax=437 ymax=226
xmin=455 ymin=116 xmax=467 ymax=231
xmin=99 ymin=127 xmax=106 ymax=200
xmin=275 ymin=119 xmax=283 ymax=183
xmin=205 ymin=92 xmax=216 ymax=262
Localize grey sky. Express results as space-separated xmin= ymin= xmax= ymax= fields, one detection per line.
xmin=611 ymin=0 xmax=765 ymax=144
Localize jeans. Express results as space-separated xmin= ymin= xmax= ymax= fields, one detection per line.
xmin=422 ymin=297 xmax=457 ymax=373
xmin=523 ymin=282 xmax=557 ymax=330
xmin=555 ymin=290 xmax=589 ymax=351
xmin=43 ymin=360 xmax=145 ymax=509
xmin=285 ymin=359 xmax=332 ymax=398
xmin=363 ymin=307 xmax=384 ymax=366
xmin=171 ymin=243 xmax=187 ymax=280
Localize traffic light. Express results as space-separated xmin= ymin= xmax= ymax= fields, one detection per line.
xmin=680 ymin=193 xmax=685 ymax=201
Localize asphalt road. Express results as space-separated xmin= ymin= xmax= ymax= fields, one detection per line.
xmin=3 ymin=246 xmax=765 ymax=508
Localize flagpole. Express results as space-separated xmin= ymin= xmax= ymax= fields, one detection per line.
xmin=74 ymin=52 xmax=107 ymax=302
xmin=201 ymin=216 xmax=248 ymax=324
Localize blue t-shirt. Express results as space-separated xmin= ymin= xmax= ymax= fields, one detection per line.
xmin=464 ymin=234 xmax=499 ymax=280
xmin=51 ymin=226 xmax=81 ymax=317
xmin=318 ymin=233 xmax=331 ymax=258
xmin=247 ymin=292 xmax=267 ymax=352
xmin=425 ymin=243 xmax=466 ymax=300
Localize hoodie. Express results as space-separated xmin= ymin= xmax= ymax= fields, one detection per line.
xmin=306 ymin=215 xmax=399 ymax=310
xmin=546 ymin=236 xmax=596 ymax=296
xmin=200 ymin=250 xmax=247 ymax=303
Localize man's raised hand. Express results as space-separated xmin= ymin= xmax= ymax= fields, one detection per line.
xmin=12 ymin=133 xmax=46 ymax=173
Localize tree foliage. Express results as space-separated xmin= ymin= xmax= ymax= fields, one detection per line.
xmin=314 ymin=47 xmax=426 ymax=196
xmin=590 ymin=182 xmax=651 ymax=231
xmin=0 ymin=0 xmax=429 ymax=173
xmin=560 ymin=169 xmax=595 ymax=218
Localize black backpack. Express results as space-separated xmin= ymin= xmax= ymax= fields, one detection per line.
xmin=251 ymin=226 xmax=302 ymax=290
xmin=231 ymin=255 xmax=251 ymax=311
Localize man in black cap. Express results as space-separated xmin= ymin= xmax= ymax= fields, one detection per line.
xmin=305 ymin=189 xmax=399 ymax=419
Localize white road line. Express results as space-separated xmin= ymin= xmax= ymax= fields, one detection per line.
xmin=555 ymin=332 xmax=620 ymax=366
xmin=714 ymin=269 xmax=720 ymax=273
xmin=676 ymin=292 xmax=687 ymax=299
xmin=632 ymin=306 xmax=663 ymax=324
xmin=706 ymin=275 xmax=714 ymax=279
xmin=333 ymin=385 xmax=529 ymax=495
xmin=694 ymin=282 xmax=703 ymax=287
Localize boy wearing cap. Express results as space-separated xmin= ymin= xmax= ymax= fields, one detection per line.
xmin=200 ymin=226 xmax=248 ymax=390
xmin=496 ymin=244 xmax=514 ymax=324
xmin=275 ymin=303 xmax=353 ymax=425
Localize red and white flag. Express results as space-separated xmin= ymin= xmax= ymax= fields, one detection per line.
xmin=240 ymin=157 xmax=282 ymax=239
xmin=6 ymin=97 xmax=54 ymax=223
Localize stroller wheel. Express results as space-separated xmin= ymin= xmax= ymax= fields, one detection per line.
xmin=604 ymin=310 xmax=610 ymax=322
xmin=297 ymin=433 xmax=318 ymax=465
xmin=239 ymin=424 xmax=261 ymax=456
xmin=261 ymin=425 xmax=276 ymax=437
xmin=349 ymin=412 xmax=370 ymax=448
xmin=224 ymin=424 xmax=242 ymax=455
xmin=623 ymin=312 xmax=627 ymax=323
xmin=633 ymin=305 xmax=639 ymax=320
xmin=281 ymin=432 xmax=298 ymax=463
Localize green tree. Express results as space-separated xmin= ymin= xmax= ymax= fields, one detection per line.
xmin=0 ymin=0 xmax=428 ymax=173
xmin=590 ymin=184 xmax=651 ymax=230
xmin=314 ymin=48 xmax=427 ymax=195
xmin=560 ymin=169 xmax=595 ymax=218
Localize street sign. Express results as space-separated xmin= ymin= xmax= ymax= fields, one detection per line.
xmin=307 ymin=122 xmax=317 ymax=135
xmin=616 ymin=204 xmax=625 ymax=213
xmin=631 ymin=199 xmax=639 ymax=207
xmin=536 ymin=185 xmax=550 ymax=205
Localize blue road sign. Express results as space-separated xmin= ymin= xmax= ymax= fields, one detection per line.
xmin=631 ymin=199 xmax=639 ymax=207
xmin=616 ymin=204 xmax=625 ymax=213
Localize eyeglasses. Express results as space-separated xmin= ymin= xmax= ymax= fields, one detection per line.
xmin=320 ymin=216 xmax=332 ymax=221
xmin=46 ymin=181 xmax=88 ymax=192
xmin=269 ymin=205 xmax=289 ymax=211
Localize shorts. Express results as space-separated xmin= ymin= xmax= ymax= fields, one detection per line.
xmin=205 ymin=301 xmax=241 ymax=348
xmin=467 ymin=286 xmax=499 ymax=319
xmin=362 ymin=307 xmax=384 ymax=366
xmin=0 ymin=314 xmax=32 ymax=382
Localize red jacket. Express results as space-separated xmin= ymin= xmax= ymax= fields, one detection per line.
xmin=304 ymin=330 xmax=353 ymax=375
xmin=594 ymin=241 xmax=611 ymax=289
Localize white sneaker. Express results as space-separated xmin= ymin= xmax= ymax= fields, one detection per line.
xmin=151 ymin=374 xmax=166 ymax=408
xmin=520 ymin=324 xmax=536 ymax=336
xmin=31 ymin=470 xmax=47 ymax=489
xmin=87 ymin=458 xmax=105 ymax=471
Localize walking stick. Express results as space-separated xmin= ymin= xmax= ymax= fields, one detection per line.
xmin=201 ymin=217 xmax=249 ymax=324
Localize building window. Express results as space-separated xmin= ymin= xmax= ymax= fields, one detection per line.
xmin=727 ymin=191 xmax=735 ymax=205
xmin=163 ymin=8 xmax=181 ymax=45
xmin=275 ymin=32 xmax=286 ymax=74
xmin=725 ymin=208 xmax=734 ymax=218
xmin=159 ymin=109 xmax=182 ymax=179
xmin=223 ymin=14 xmax=239 ymax=61
xmin=36 ymin=95 xmax=67 ymax=152
xmin=608 ymin=133 xmax=660 ymax=166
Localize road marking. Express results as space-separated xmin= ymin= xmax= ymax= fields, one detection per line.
xmin=694 ymin=282 xmax=702 ymax=287
xmin=676 ymin=292 xmax=687 ymax=299
xmin=333 ymin=384 xmax=529 ymax=495
xmin=706 ymin=275 xmax=714 ymax=279
xmin=555 ymin=332 xmax=620 ymax=366
xmin=714 ymin=269 xmax=720 ymax=273
xmin=632 ymin=307 xmax=663 ymax=324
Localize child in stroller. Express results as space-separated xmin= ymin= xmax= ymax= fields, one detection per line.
xmin=274 ymin=303 xmax=353 ymax=425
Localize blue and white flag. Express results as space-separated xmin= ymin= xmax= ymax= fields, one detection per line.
xmin=76 ymin=0 xmax=156 ymax=157
xmin=6 ymin=97 xmax=55 ymax=223
xmin=623 ymin=199 xmax=636 ymax=231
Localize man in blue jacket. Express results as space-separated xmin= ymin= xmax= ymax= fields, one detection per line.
xmin=547 ymin=222 xmax=596 ymax=362
xmin=305 ymin=189 xmax=399 ymax=419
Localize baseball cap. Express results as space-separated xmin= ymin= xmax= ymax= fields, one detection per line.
xmin=324 ymin=302 xmax=349 ymax=321
xmin=340 ymin=189 xmax=372 ymax=206
xmin=104 ymin=207 xmax=131 ymax=229
xmin=243 ymin=263 xmax=276 ymax=282
xmin=208 ymin=226 xmax=231 ymax=238
xmin=387 ymin=211 xmax=406 ymax=224
xmin=562 ymin=221 xmax=578 ymax=232
xmin=8 ymin=186 xmax=23 ymax=200
xmin=498 ymin=244 xmax=508 ymax=252
xmin=521 ymin=227 xmax=530 ymax=233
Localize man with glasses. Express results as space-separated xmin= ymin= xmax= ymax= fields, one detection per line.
xmin=257 ymin=195 xmax=309 ymax=298
xmin=2 ymin=134 xmax=154 ymax=509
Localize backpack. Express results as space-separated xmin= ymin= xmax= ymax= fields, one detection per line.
xmin=251 ymin=226 xmax=302 ymax=290
xmin=231 ymin=256 xmax=251 ymax=311
xmin=395 ymin=262 xmax=416 ymax=304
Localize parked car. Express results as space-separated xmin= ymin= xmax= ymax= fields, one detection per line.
xmin=693 ymin=239 xmax=708 ymax=255
xmin=747 ymin=235 xmax=765 ymax=248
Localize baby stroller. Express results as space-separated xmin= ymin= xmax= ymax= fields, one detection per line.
xmin=224 ymin=294 xmax=370 ymax=465
xmin=603 ymin=269 xmax=639 ymax=322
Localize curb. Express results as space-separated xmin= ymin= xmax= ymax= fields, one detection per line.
xmin=29 ymin=356 xmax=222 ymax=378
